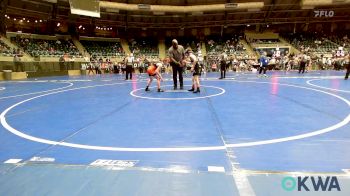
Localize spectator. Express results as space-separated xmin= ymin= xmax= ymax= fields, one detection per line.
xmin=125 ymin=53 xmax=134 ymax=80
xmin=59 ymin=55 xmax=65 ymax=71
xmin=14 ymin=53 xmax=22 ymax=72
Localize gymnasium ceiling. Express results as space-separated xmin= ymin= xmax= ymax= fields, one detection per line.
xmin=4 ymin=0 xmax=350 ymax=29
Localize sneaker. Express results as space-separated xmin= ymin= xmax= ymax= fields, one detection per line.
xmin=158 ymin=89 xmax=164 ymax=92
xmin=193 ymin=88 xmax=200 ymax=93
xmin=180 ymin=87 xmax=184 ymax=90
xmin=188 ymin=88 xmax=194 ymax=91
xmin=145 ymin=87 xmax=150 ymax=91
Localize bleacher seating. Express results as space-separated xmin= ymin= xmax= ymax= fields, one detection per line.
xmin=0 ymin=40 xmax=15 ymax=56
xmin=247 ymin=38 xmax=280 ymax=44
xmin=205 ymin=35 xmax=248 ymax=58
xmin=165 ymin=37 xmax=200 ymax=53
xmin=80 ymin=40 xmax=124 ymax=58
xmin=129 ymin=39 xmax=158 ymax=58
xmin=11 ymin=37 xmax=81 ymax=57
xmin=283 ymin=33 xmax=339 ymax=55
xmin=329 ymin=34 xmax=350 ymax=51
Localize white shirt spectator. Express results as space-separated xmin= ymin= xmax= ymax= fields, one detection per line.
xmin=126 ymin=55 xmax=134 ymax=65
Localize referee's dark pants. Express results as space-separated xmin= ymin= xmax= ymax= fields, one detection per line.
xmin=220 ymin=65 xmax=226 ymax=78
xmin=345 ymin=64 xmax=350 ymax=80
xmin=299 ymin=62 xmax=306 ymax=74
xmin=171 ymin=62 xmax=183 ymax=89
xmin=125 ymin=65 xmax=133 ymax=80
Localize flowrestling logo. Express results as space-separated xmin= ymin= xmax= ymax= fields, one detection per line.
xmin=281 ymin=176 xmax=341 ymax=192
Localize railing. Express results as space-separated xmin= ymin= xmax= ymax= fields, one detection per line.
xmin=0 ymin=61 xmax=85 ymax=72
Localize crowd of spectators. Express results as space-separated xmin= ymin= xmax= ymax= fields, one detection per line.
xmin=206 ymin=35 xmax=248 ymax=59
xmin=129 ymin=38 xmax=158 ymax=59
xmin=246 ymin=38 xmax=280 ymax=44
xmin=4 ymin=33 xmax=349 ymax=74
xmin=165 ymin=37 xmax=202 ymax=56
xmin=283 ymin=33 xmax=340 ymax=55
xmin=0 ymin=40 xmax=15 ymax=56
xmin=11 ymin=37 xmax=81 ymax=58
xmin=80 ymin=40 xmax=124 ymax=58
xmin=329 ymin=34 xmax=350 ymax=51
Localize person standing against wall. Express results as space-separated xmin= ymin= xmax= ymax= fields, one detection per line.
xmin=219 ymin=54 xmax=226 ymax=79
xmin=298 ymin=52 xmax=307 ymax=74
xmin=125 ymin=53 xmax=134 ymax=80
xmin=13 ymin=53 xmax=21 ymax=72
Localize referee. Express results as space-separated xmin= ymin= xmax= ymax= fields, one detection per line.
xmin=168 ymin=39 xmax=185 ymax=90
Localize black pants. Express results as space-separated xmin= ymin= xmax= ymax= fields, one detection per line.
xmin=345 ymin=64 xmax=350 ymax=79
xmin=171 ymin=62 xmax=183 ymax=88
xmin=299 ymin=62 xmax=306 ymax=74
xmin=259 ymin=66 xmax=266 ymax=74
xmin=95 ymin=67 xmax=101 ymax=74
xmin=69 ymin=62 xmax=74 ymax=70
xmin=126 ymin=65 xmax=133 ymax=79
xmin=220 ymin=65 xmax=226 ymax=78
xmin=59 ymin=62 xmax=65 ymax=71
xmin=15 ymin=62 xmax=24 ymax=72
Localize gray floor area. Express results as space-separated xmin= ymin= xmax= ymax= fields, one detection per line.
xmin=1 ymin=163 xmax=350 ymax=196
xmin=0 ymin=163 xmax=239 ymax=196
